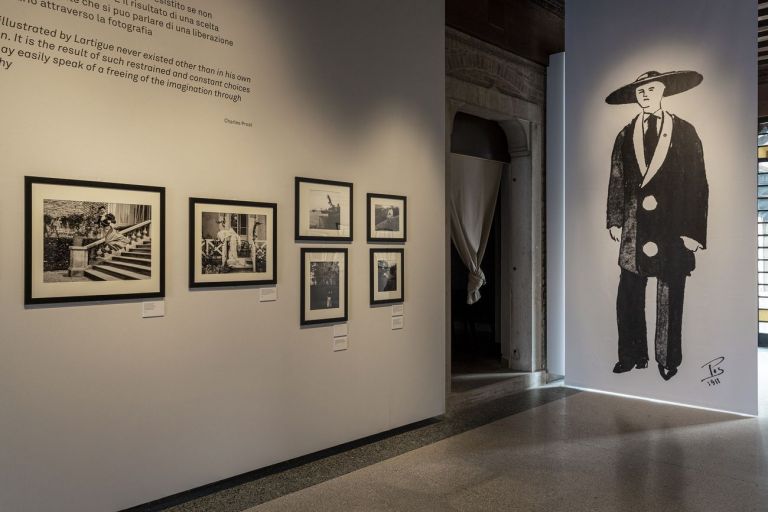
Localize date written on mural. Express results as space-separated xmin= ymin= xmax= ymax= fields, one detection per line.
xmin=701 ymin=356 xmax=725 ymax=387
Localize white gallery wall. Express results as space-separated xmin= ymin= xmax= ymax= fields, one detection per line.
xmin=0 ymin=2 xmax=445 ymax=511
xmin=565 ymin=0 xmax=757 ymax=414
xmin=546 ymin=52 xmax=565 ymax=378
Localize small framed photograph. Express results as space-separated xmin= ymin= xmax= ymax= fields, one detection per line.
xmin=370 ymin=248 xmax=404 ymax=305
xmin=301 ymin=248 xmax=348 ymax=325
xmin=189 ymin=198 xmax=277 ymax=288
xmin=25 ymin=176 xmax=165 ymax=305
xmin=295 ymin=177 xmax=353 ymax=241
xmin=367 ymin=193 xmax=406 ymax=242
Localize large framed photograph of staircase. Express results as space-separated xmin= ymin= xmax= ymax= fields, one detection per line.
xmin=189 ymin=198 xmax=277 ymax=288
xmin=25 ymin=177 xmax=165 ymax=305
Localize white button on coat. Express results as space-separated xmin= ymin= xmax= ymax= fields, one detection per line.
xmin=642 ymin=195 xmax=658 ymax=211
xmin=643 ymin=241 xmax=658 ymax=257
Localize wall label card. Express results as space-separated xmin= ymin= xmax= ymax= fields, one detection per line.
xmin=392 ymin=304 xmax=404 ymax=316
xmin=333 ymin=336 xmax=349 ymax=352
xmin=142 ymin=300 xmax=165 ymax=319
xmin=333 ymin=323 xmax=349 ymax=338
xmin=260 ymin=287 xmax=278 ymax=302
xmin=392 ymin=316 xmax=404 ymax=330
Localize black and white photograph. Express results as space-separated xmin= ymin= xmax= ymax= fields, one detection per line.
xmin=367 ymin=193 xmax=407 ymax=242
xmin=378 ymin=259 xmax=397 ymax=291
xmin=301 ymin=248 xmax=348 ymax=325
xmin=189 ymin=198 xmax=277 ymax=288
xmin=25 ymin=177 xmax=165 ymax=304
xmin=309 ymin=261 xmax=340 ymax=310
xmin=295 ymin=177 xmax=353 ymax=241
xmin=309 ymin=190 xmax=342 ymax=231
xmin=370 ymin=248 xmax=404 ymax=305
xmin=605 ymin=70 xmax=708 ymax=382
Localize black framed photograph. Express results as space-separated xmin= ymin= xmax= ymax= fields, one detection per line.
xmin=301 ymin=248 xmax=348 ymax=325
xmin=25 ymin=176 xmax=165 ymax=305
xmin=370 ymin=248 xmax=404 ymax=305
xmin=295 ymin=177 xmax=353 ymax=241
xmin=189 ymin=198 xmax=277 ymax=288
xmin=367 ymin=193 xmax=406 ymax=242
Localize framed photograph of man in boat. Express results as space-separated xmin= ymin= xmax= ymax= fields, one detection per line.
xmin=25 ymin=177 xmax=165 ymax=305
xmin=295 ymin=177 xmax=353 ymax=242
xmin=370 ymin=248 xmax=404 ymax=305
xmin=189 ymin=198 xmax=277 ymax=288
xmin=367 ymin=194 xmax=406 ymax=243
xmin=301 ymin=248 xmax=348 ymax=326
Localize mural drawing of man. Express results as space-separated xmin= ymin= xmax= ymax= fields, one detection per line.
xmin=605 ymin=70 xmax=709 ymax=381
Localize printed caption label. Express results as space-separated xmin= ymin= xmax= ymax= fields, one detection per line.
xmin=260 ymin=287 xmax=278 ymax=302
xmin=142 ymin=301 xmax=165 ymax=318
xmin=333 ymin=323 xmax=349 ymax=338
xmin=333 ymin=337 xmax=349 ymax=351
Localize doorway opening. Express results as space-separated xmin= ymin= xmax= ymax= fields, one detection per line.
xmin=449 ymin=112 xmax=515 ymax=393
xmin=450 ymin=197 xmax=502 ymax=387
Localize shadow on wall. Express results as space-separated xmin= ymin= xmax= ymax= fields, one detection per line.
xmin=258 ymin=0 xmax=444 ymax=153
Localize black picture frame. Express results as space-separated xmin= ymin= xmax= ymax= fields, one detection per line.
xmin=300 ymin=247 xmax=349 ymax=325
xmin=295 ymin=177 xmax=353 ymax=242
xmin=25 ymin=176 xmax=166 ymax=305
xmin=367 ymin=193 xmax=407 ymax=243
xmin=189 ymin=198 xmax=278 ymax=288
xmin=369 ymin=248 xmax=404 ymax=305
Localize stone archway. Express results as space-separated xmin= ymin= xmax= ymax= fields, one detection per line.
xmin=445 ymin=28 xmax=547 ymax=395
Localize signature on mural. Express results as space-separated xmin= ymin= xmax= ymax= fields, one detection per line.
xmin=701 ymin=356 xmax=725 ymax=386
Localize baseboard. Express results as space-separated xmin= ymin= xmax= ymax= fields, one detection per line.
xmin=120 ymin=416 xmax=440 ymax=512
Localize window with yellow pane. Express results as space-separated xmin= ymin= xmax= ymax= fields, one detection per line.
xmin=758 ymin=118 xmax=768 ymax=347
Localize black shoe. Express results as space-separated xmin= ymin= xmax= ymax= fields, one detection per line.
xmin=613 ymin=361 xmax=634 ymax=373
xmin=658 ymin=364 xmax=678 ymax=381
xmin=635 ymin=359 xmax=648 ymax=369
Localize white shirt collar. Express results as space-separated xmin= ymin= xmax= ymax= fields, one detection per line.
xmin=642 ymin=109 xmax=663 ymax=121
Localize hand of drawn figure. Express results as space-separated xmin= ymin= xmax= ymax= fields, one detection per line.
xmin=609 ymin=226 xmax=622 ymax=242
xmin=681 ymin=236 xmax=703 ymax=252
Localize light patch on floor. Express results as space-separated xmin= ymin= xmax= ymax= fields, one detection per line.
xmin=759 ymin=348 xmax=767 ymax=416
xmin=246 ymin=390 xmax=768 ymax=512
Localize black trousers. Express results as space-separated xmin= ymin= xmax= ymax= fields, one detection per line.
xmin=616 ymin=269 xmax=686 ymax=370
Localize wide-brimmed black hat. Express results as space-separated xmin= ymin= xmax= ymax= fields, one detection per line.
xmin=605 ymin=70 xmax=703 ymax=105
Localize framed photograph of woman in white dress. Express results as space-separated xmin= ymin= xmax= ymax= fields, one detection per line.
xmin=189 ymin=198 xmax=277 ymax=288
xmin=25 ymin=176 xmax=165 ymax=305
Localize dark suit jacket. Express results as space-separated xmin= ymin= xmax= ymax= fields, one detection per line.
xmin=607 ymin=112 xmax=708 ymax=278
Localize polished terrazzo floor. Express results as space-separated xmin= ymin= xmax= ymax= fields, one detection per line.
xmin=145 ymin=350 xmax=768 ymax=512
xmin=244 ymin=350 xmax=768 ymax=512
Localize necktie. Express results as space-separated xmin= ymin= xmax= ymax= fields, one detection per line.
xmin=644 ymin=115 xmax=659 ymax=166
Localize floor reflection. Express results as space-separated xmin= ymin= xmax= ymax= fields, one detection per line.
xmin=759 ymin=347 xmax=767 ymax=416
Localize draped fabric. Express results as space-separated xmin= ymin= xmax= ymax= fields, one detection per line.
xmin=109 ymin=204 xmax=152 ymax=226
xmin=449 ymin=153 xmax=504 ymax=305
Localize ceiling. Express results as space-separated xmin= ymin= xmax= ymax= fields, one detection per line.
xmin=448 ymin=0 xmax=765 ymax=105
xmin=446 ymin=0 xmax=564 ymax=66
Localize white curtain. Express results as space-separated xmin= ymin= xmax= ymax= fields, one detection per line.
xmin=449 ymin=153 xmax=504 ymax=305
